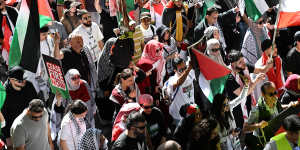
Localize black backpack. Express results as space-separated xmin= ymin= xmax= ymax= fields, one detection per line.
xmin=109 ymin=37 xmax=134 ymax=68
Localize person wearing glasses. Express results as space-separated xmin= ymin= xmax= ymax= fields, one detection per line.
xmin=205 ymin=38 xmax=226 ymax=67
xmin=111 ymin=111 xmax=148 ymax=150
xmin=64 ymin=69 xmax=96 ymax=129
xmin=10 ymin=99 xmax=54 ymax=150
xmin=165 ymin=57 xmax=194 ymax=125
xmin=2 ymin=66 xmax=38 ymax=150
xmin=71 ymin=9 xmax=104 ymax=65
xmin=139 ymin=94 xmax=167 ymax=150
xmin=211 ymin=78 xmax=249 ymax=150
xmin=243 ymin=81 xmax=299 ymax=146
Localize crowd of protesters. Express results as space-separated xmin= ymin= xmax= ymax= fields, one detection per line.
xmin=1 ymin=0 xmax=300 ymax=149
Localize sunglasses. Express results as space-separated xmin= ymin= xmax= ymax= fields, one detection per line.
xmin=31 ymin=114 xmax=43 ymax=120
xmin=11 ymin=78 xmax=24 ymax=83
xmin=178 ymin=66 xmax=187 ymax=73
xmin=142 ymin=105 xmax=154 ymax=109
xmin=267 ymin=91 xmax=278 ymax=97
xmin=82 ymin=16 xmax=92 ymax=20
xmin=211 ymin=48 xmax=220 ymax=52
xmin=71 ymin=75 xmax=80 ymax=81
xmin=134 ymin=125 xmax=146 ymax=130
xmin=258 ymin=21 xmax=264 ymax=25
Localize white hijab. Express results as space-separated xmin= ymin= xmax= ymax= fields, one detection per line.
xmin=65 ymin=69 xmax=81 ymax=91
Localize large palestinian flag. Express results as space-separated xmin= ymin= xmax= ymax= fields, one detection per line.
xmin=191 ymin=48 xmax=231 ymax=103
xmin=277 ymin=0 xmax=300 ymax=28
xmin=9 ymin=0 xmax=54 ymax=72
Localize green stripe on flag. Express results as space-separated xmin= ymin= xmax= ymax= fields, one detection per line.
xmin=208 ymin=75 xmax=229 ymax=103
xmin=245 ymin=0 xmax=262 ymax=21
xmin=8 ymin=30 xmax=21 ymax=68
xmin=0 ymin=82 xmax=6 ymax=110
xmin=39 ymin=15 xmax=52 ymax=28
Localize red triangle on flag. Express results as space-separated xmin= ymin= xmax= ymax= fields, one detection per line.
xmin=191 ymin=48 xmax=231 ymax=80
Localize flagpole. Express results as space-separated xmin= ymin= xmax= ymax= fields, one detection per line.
xmin=270 ymin=1 xmax=282 ymax=58
xmin=187 ymin=35 xmax=205 ymax=50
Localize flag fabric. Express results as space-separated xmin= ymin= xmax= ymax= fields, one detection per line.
xmin=38 ymin=0 xmax=54 ymax=28
xmin=5 ymin=0 xmax=20 ymax=6
xmin=277 ymin=0 xmax=300 ymax=28
xmin=143 ymin=0 xmax=165 ymax=26
xmin=1 ymin=16 xmax=13 ymax=65
xmin=9 ymin=0 xmax=54 ymax=72
xmin=244 ymin=0 xmax=269 ymax=21
xmin=199 ymin=0 xmax=215 ymax=22
xmin=191 ymin=48 xmax=231 ymax=103
xmin=0 ymin=82 xmax=5 ymax=110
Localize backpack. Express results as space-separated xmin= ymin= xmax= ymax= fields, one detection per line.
xmin=109 ymin=37 xmax=134 ymax=68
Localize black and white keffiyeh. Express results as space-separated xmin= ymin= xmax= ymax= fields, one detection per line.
xmin=79 ymin=128 xmax=107 ymax=150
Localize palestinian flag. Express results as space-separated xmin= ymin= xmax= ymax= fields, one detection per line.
xmin=38 ymin=0 xmax=54 ymax=28
xmin=0 ymin=82 xmax=5 ymax=110
xmin=1 ymin=15 xmax=13 ymax=65
xmin=244 ymin=0 xmax=269 ymax=21
xmin=277 ymin=0 xmax=300 ymax=28
xmin=143 ymin=0 xmax=166 ymax=26
xmin=8 ymin=0 xmax=53 ymax=72
xmin=191 ymin=48 xmax=231 ymax=103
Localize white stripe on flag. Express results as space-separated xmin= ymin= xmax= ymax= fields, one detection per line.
xmin=198 ymin=73 xmax=211 ymax=99
xmin=281 ymin=0 xmax=300 ymax=12
xmin=16 ymin=0 xmax=30 ymax=54
xmin=252 ymin=0 xmax=269 ymax=14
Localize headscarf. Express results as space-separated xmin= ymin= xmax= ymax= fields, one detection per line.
xmin=111 ymin=103 xmax=141 ymax=141
xmin=66 ymin=69 xmax=91 ymax=102
xmin=206 ymin=39 xmax=226 ymax=66
xmin=79 ymin=128 xmax=104 ymax=150
xmin=285 ymin=74 xmax=300 ymax=93
xmin=204 ymin=26 xmax=219 ymax=40
xmin=140 ymin=40 xmax=165 ymax=85
xmin=66 ymin=69 xmax=81 ymax=91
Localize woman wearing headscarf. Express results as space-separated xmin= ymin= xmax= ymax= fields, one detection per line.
xmin=65 ymin=69 xmax=97 ymax=128
xmin=204 ymin=26 xmax=228 ymax=65
xmin=139 ymin=39 xmax=165 ymax=86
xmin=59 ymin=100 xmax=88 ymax=150
xmin=79 ymin=128 xmax=108 ymax=150
xmin=205 ymin=38 xmax=226 ymax=67
xmin=156 ymin=25 xmax=178 ymax=77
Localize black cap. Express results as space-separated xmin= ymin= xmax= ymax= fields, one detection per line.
xmin=261 ymin=39 xmax=272 ymax=52
xmin=7 ymin=66 xmax=25 ymax=81
xmin=283 ymin=114 xmax=300 ymax=132
xmin=294 ymin=31 xmax=300 ymax=41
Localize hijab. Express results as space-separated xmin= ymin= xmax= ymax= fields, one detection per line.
xmin=65 ymin=69 xmax=91 ymax=102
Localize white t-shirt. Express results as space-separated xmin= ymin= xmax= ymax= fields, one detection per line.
xmin=59 ymin=114 xmax=86 ymax=150
xmin=167 ymin=70 xmax=195 ymax=120
xmin=71 ymin=22 xmax=104 ymax=62
xmin=140 ymin=25 xmax=155 ymax=43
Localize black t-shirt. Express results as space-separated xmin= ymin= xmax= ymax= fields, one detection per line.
xmin=286 ymin=47 xmax=300 ymax=75
xmin=61 ymin=48 xmax=90 ymax=83
xmin=280 ymin=90 xmax=300 ymax=105
xmin=142 ymin=107 xmax=167 ymax=149
xmin=224 ymin=64 xmax=254 ymax=128
xmin=111 ymin=132 xmax=148 ymax=150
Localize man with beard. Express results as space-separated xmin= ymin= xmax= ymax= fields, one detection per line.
xmin=162 ymin=0 xmax=191 ymax=43
xmin=71 ymin=9 xmax=104 ymax=64
xmin=224 ymin=50 xmax=271 ymax=129
xmin=111 ymin=111 xmax=148 ymax=150
xmin=2 ymin=66 xmax=38 ymax=150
